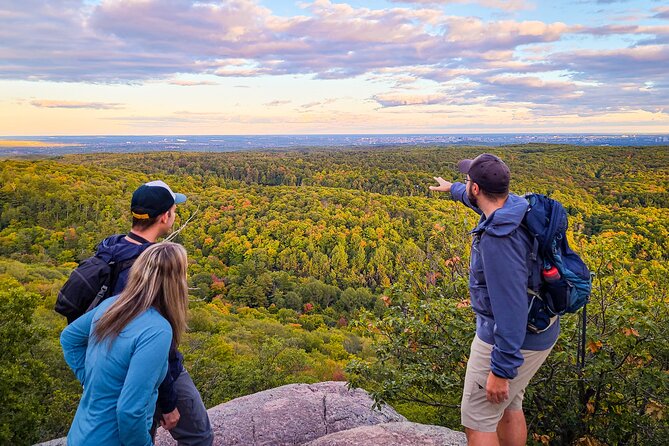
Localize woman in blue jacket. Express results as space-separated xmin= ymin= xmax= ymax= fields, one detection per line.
xmin=61 ymin=242 xmax=189 ymax=446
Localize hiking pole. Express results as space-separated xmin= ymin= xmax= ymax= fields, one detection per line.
xmin=577 ymin=303 xmax=587 ymax=372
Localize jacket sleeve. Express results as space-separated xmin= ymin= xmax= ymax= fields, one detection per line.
xmin=479 ymin=231 xmax=529 ymax=379
xmin=157 ymin=348 xmax=180 ymax=413
xmin=449 ymin=182 xmax=483 ymax=215
xmin=60 ymin=308 xmax=96 ymax=385
xmin=117 ymin=325 xmax=172 ymax=446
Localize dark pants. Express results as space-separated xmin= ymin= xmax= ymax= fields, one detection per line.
xmin=152 ymin=367 xmax=214 ymax=446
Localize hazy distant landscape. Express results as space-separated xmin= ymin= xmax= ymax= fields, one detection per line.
xmin=1 ymin=134 xmax=669 ymax=156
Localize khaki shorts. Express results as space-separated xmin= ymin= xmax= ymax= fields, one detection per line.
xmin=461 ymin=335 xmax=553 ymax=432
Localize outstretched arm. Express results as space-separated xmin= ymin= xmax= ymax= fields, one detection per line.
xmin=431 ymin=177 xmax=482 ymax=214
xmin=429 ymin=177 xmax=453 ymax=193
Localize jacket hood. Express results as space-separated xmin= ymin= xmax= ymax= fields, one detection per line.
xmin=95 ymin=234 xmax=147 ymax=263
xmin=473 ymin=193 xmax=528 ymax=237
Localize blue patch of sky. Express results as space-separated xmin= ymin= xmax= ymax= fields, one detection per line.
xmin=515 ymin=0 xmax=655 ymax=26
xmin=259 ymin=0 xmax=663 ymax=24
xmin=335 ymin=0 xmax=403 ymax=10
xmin=256 ymin=1 xmax=305 ymax=16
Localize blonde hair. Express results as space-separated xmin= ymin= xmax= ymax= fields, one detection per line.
xmin=94 ymin=242 xmax=189 ymax=346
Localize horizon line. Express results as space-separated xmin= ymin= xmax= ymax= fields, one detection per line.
xmin=2 ymin=132 xmax=669 ymax=138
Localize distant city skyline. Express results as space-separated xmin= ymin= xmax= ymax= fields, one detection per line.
xmin=1 ymin=0 xmax=668 ymax=135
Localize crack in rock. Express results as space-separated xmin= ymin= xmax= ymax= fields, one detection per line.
xmin=251 ymin=414 xmax=257 ymax=445
xmin=322 ymin=394 xmax=328 ymax=434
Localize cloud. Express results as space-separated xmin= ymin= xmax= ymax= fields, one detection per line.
xmin=485 ymin=75 xmax=576 ymax=93
xmin=442 ymin=18 xmax=570 ymax=49
xmin=30 ymin=100 xmax=123 ymax=109
xmin=576 ymin=24 xmax=669 ymax=36
xmin=471 ymin=75 xmax=586 ymax=110
xmin=653 ymin=6 xmax=669 ymax=19
xmin=168 ymin=80 xmax=218 ymax=86
xmin=101 ymin=109 xmax=378 ymax=128
xmin=264 ymin=100 xmax=292 ymax=107
xmin=550 ymin=44 xmax=669 ymax=83
xmin=388 ymin=0 xmax=531 ymax=12
xmin=373 ymin=92 xmax=450 ymax=107
xmin=300 ymin=98 xmax=338 ymax=109
xmin=0 ymin=0 xmax=574 ymax=82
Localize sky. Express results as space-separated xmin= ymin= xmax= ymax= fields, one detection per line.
xmin=1 ymin=0 xmax=668 ymax=136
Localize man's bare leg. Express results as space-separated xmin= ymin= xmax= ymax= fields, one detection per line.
xmin=497 ymin=409 xmax=527 ymax=446
xmin=466 ymin=428 xmax=500 ymax=446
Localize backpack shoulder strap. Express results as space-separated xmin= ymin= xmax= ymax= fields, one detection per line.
xmin=85 ymin=256 xmax=139 ymax=312
xmin=520 ymin=222 xmax=543 ymax=292
xmin=107 ymin=257 xmax=139 ymax=294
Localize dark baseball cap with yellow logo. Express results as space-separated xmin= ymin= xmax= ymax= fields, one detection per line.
xmin=131 ymin=180 xmax=187 ymax=219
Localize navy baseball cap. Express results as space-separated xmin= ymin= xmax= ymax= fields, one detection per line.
xmin=457 ymin=153 xmax=510 ymax=194
xmin=131 ymin=180 xmax=187 ymax=219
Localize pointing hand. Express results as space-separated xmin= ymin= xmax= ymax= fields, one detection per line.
xmin=429 ymin=177 xmax=453 ymax=193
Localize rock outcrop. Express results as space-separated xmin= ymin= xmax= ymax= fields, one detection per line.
xmin=37 ymin=381 xmax=466 ymax=446
xmin=304 ymin=421 xmax=467 ymax=446
xmin=155 ymin=381 xmax=406 ymax=445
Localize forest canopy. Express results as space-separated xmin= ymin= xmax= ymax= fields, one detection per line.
xmin=0 ymin=144 xmax=667 ymax=445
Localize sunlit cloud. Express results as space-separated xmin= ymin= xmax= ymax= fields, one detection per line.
xmin=30 ymin=100 xmax=123 ymax=110
xmin=654 ymin=7 xmax=669 ymax=19
xmin=551 ymin=45 xmax=669 ymax=82
xmin=264 ymin=100 xmax=292 ymax=107
xmin=0 ymin=0 xmax=576 ymax=82
xmin=576 ymin=24 xmax=669 ymax=36
xmin=389 ymin=0 xmax=532 ymax=12
xmin=373 ymin=92 xmax=449 ymax=107
xmin=168 ymin=80 xmax=218 ymax=86
xmin=300 ymin=99 xmax=338 ymax=109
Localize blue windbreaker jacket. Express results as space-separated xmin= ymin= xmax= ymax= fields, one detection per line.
xmin=450 ymin=183 xmax=559 ymax=379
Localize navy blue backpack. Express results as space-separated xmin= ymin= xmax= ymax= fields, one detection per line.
xmin=523 ymin=194 xmax=592 ymax=334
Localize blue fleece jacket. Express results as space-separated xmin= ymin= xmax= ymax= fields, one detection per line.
xmin=450 ymin=182 xmax=559 ymax=379
xmin=61 ymin=296 xmax=172 ymax=446
xmin=95 ymin=235 xmax=183 ymax=413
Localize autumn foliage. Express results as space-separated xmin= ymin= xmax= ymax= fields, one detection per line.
xmin=0 ymin=145 xmax=667 ymax=444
